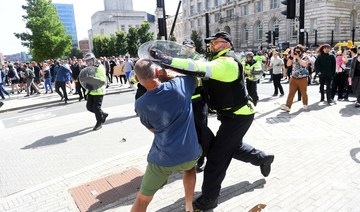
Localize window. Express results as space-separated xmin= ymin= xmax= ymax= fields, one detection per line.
xmin=272 ymin=19 xmax=280 ymax=38
xmin=197 ymin=2 xmax=203 ymax=13
xmin=270 ymin=0 xmax=279 ymax=9
xmin=309 ymin=18 xmax=317 ymax=34
xmin=226 ymin=9 xmax=234 ymax=18
xmin=121 ymin=25 xmax=125 ymax=31
xmin=190 ymin=5 xmax=195 ymax=16
xmin=335 ymin=18 xmax=340 ymax=33
xmin=206 ymin=0 xmax=211 ymax=9
xmin=191 ymin=20 xmax=195 ymax=28
xmin=255 ymin=21 xmax=263 ymax=42
xmin=241 ymin=5 xmax=249 ymax=16
xmin=198 ymin=17 xmax=202 ymax=27
xmin=242 ymin=24 xmax=249 ymax=44
xmin=216 ymin=0 xmax=221 ymax=7
xmin=255 ymin=0 xmax=263 ymax=13
xmin=289 ymin=19 xmax=298 ymax=39
xmin=215 ymin=13 xmax=221 ymax=22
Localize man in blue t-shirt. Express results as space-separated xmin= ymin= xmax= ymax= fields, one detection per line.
xmin=131 ymin=59 xmax=201 ymax=212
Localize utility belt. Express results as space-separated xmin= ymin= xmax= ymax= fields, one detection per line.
xmin=216 ymin=97 xmax=255 ymax=120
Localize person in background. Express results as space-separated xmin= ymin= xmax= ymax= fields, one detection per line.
xmin=0 ymin=66 xmax=11 ymax=99
xmin=8 ymin=63 xmax=20 ymax=94
xmin=123 ymin=56 xmax=134 ymax=88
xmin=344 ymin=48 xmax=358 ymax=101
xmin=348 ymin=45 xmax=360 ymax=108
xmin=42 ymin=63 xmax=53 ymax=94
xmin=23 ymin=63 xmax=41 ymax=97
xmin=71 ymin=58 xmax=86 ymax=101
xmin=269 ymin=50 xmax=286 ymax=97
xmin=131 ymin=58 xmax=201 ymax=212
xmin=281 ymin=44 xmax=310 ymax=112
xmin=55 ymin=60 xmax=71 ymax=103
xmin=331 ymin=50 xmax=348 ymax=101
xmin=315 ymin=44 xmax=336 ymax=105
xmin=243 ymin=52 xmax=262 ymax=105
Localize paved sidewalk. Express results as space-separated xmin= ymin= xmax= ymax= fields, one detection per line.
xmin=0 ymin=83 xmax=133 ymax=113
xmin=1 ymin=82 xmax=360 ymax=211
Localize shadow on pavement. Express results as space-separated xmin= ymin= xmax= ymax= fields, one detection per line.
xmin=339 ymin=103 xmax=360 ymax=117
xmin=21 ymin=127 xmax=93 ymax=149
xmin=157 ymin=179 xmax=266 ymax=212
xmin=103 ymin=115 xmax=138 ymax=125
xmin=350 ymin=147 xmax=360 ymax=163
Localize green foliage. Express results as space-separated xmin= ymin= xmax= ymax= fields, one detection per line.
xmin=91 ymin=22 xmax=154 ymax=58
xmin=126 ymin=26 xmax=139 ymax=58
xmin=14 ymin=0 xmax=72 ymax=61
xmin=115 ymin=31 xmax=127 ymax=56
xmin=138 ymin=22 xmax=154 ymax=45
xmin=68 ymin=48 xmax=84 ymax=59
xmin=190 ymin=30 xmax=205 ymax=54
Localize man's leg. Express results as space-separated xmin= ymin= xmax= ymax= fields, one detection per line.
xmin=183 ymin=167 xmax=196 ymax=212
xmin=131 ymin=193 xmax=153 ymax=212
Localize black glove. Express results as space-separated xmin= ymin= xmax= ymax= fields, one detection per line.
xmin=149 ymin=49 xmax=172 ymax=65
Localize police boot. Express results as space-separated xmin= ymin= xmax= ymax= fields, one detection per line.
xmin=93 ymin=122 xmax=102 ymax=131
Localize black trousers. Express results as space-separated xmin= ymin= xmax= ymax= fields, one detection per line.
xmin=273 ymin=74 xmax=284 ymax=95
xmin=75 ymin=81 xmax=86 ymax=99
xmin=319 ymin=77 xmax=333 ymax=102
xmin=246 ymin=79 xmax=258 ymax=105
xmin=202 ymin=114 xmax=267 ymax=199
xmin=192 ymin=98 xmax=211 ymax=158
xmin=55 ymin=81 xmax=68 ymax=100
xmin=119 ymin=75 xmax=127 ymax=84
xmin=331 ymin=72 xmax=346 ymax=99
xmin=86 ymin=94 xmax=104 ymax=123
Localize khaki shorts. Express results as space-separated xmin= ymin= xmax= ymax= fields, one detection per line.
xmin=140 ymin=156 xmax=199 ymax=196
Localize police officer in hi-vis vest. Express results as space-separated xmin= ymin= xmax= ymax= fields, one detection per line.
xmin=83 ymin=53 xmax=109 ymax=131
xmin=151 ymin=31 xmax=274 ymax=211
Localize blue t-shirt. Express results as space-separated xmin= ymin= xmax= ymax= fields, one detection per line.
xmin=135 ymin=76 xmax=201 ymax=167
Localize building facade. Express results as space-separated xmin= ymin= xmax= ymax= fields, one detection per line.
xmin=180 ymin=0 xmax=360 ymax=51
xmin=88 ymin=0 xmax=156 ymax=51
xmin=79 ymin=39 xmax=90 ymax=55
xmin=54 ymin=3 xmax=79 ymax=48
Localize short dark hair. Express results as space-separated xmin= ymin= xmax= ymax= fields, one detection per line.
xmin=350 ymin=47 xmax=357 ymax=54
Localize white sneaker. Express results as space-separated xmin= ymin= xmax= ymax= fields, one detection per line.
xmin=281 ymin=104 xmax=290 ymax=112
xmin=303 ymin=105 xmax=308 ymax=110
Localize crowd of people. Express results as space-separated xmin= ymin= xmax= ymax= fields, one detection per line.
xmin=0 ymin=55 xmax=137 ymax=101
xmin=1 ymin=34 xmax=360 ymax=211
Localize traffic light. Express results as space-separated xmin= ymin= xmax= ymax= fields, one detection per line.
xmin=265 ymin=31 xmax=272 ymax=43
xmin=281 ymin=0 xmax=296 ymax=19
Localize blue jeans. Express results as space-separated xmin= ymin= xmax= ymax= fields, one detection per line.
xmin=44 ymin=78 xmax=53 ymax=93
xmin=0 ymin=83 xmax=10 ymax=98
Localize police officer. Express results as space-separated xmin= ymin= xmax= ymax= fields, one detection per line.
xmin=83 ymin=53 xmax=108 ymax=131
xmin=151 ymin=31 xmax=274 ymax=211
xmin=183 ymin=39 xmax=211 ymax=172
xmin=243 ymin=52 xmax=262 ymax=106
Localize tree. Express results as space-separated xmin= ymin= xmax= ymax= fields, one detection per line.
xmin=190 ymin=30 xmax=204 ymax=54
xmin=137 ymin=22 xmax=154 ymax=45
xmin=126 ymin=27 xmax=139 ymax=58
xmin=115 ymin=31 xmax=127 ymax=56
xmin=68 ymin=48 xmax=84 ymax=59
xmin=14 ymin=0 xmax=72 ymax=61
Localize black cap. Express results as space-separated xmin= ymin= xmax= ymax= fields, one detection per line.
xmin=205 ymin=31 xmax=233 ymax=46
xmin=183 ymin=39 xmax=195 ymax=48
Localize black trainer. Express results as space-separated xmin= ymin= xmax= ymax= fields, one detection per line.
xmin=93 ymin=122 xmax=102 ymax=131
xmin=102 ymin=113 xmax=108 ymax=123
xmin=260 ymin=154 xmax=274 ymax=177
xmin=193 ymin=195 xmax=218 ymax=211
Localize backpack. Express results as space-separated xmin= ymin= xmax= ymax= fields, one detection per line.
xmin=8 ymin=68 xmax=15 ymax=78
xmin=29 ymin=69 xmax=35 ymax=78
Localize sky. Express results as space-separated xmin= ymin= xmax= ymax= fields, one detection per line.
xmin=0 ymin=0 xmax=181 ymax=55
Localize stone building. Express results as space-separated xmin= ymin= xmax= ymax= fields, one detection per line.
xmin=88 ymin=0 xmax=156 ymax=51
xmin=180 ymin=0 xmax=360 ymax=51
